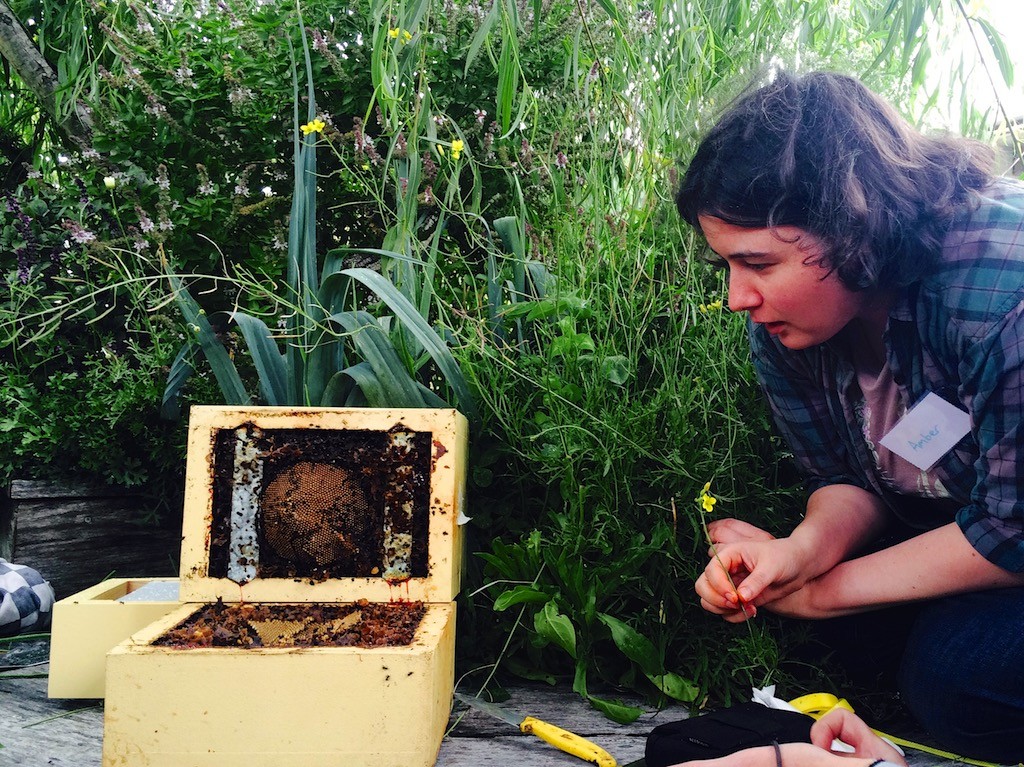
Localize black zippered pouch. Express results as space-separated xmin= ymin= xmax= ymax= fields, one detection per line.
xmin=645 ymin=703 xmax=814 ymax=766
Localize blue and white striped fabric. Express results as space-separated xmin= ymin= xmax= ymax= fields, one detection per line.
xmin=0 ymin=559 xmax=55 ymax=637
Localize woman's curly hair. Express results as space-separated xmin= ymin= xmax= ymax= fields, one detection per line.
xmin=676 ymin=70 xmax=995 ymax=290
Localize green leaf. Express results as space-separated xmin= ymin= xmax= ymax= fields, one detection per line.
xmin=601 ymin=356 xmax=630 ymax=385
xmin=494 ymin=216 xmax=525 ymax=259
xmin=646 ymin=672 xmax=699 ymax=703
xmin=496 ymin=32 xmax=517 ymax=134
xmin=492 ymin=586 xmax=551 ymax=611
xmin=340 ymin=268 xmax=479 ymax=424
xmin=974 ymin=16 xmax=1014 ymax=86
xmin=534 ymin=600 xmax=577 ymax=659
xmin=591 ymin=0 xmax=623 ymax=26
xmin=587 ymin=695 xmax=643 ymax=724
xmin=597 ymin=613 xmax=659 ymax=675
xmin=165 ymin=273 xmax=249 ymax=405
xmin=330 ymin=311 xmax=427 ymax=408
xmin=319 ymin=370 xmax=358 ymax=407
xmin=160 ymin=342 xmax=195 ymax=420
xmin=464 ymin=0 xmax=500 ymax=76
xmin=230 ymin=312 xmax=288 ymax=405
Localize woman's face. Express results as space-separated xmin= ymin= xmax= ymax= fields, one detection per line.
xmin=698 ymin=215 xmax=869 ymax=350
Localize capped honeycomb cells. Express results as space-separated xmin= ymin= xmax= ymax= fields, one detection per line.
xmin=260 ymin=462 xmax=376 ymax=571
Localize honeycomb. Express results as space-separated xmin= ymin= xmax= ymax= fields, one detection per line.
xmin=206 ymin=426 xmax=431 ymax=582
xmin=261 ymin=462 xmax=375 ymax=570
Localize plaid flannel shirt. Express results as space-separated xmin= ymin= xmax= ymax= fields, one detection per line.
xmin=0 ymin=559 xmax=55 ymax=637
xmin=749 ymin=178 xmax=1024 ymax=572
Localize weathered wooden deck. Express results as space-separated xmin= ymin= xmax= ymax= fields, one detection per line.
xmin=0 ymin=637 xmax=988 ymax=767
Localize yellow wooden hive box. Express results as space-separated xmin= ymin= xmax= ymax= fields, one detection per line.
xmin=102 ymin=406 xmax=468 ymax=767
xmin=47 ymin=578 xmax=181 ymax=699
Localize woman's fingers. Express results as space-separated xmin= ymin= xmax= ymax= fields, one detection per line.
xmin=810 ymin=709 xmax=907 ymax=765
xmin=698 ymin=595 xmax=757 ymax=622
xmin=707 ymin=518 xmax=776 ymax=546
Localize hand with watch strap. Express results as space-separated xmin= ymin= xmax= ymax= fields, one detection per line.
xmin=667 ymin=708 xmax=907 ymax=767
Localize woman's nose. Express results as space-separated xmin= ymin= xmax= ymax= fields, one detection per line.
xmin=727 ymin=270 xmax=761 ymax=313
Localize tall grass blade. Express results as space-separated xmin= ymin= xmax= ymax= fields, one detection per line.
xmin=341 ymin=267 xmax=480 ymax=423
xmin=230 ymin=312 xmax=289 ymax=405
xmin=165 ymin=273 xmax=249 ymax=405
xmin=330 ymin=310 xmax=428 ymax=407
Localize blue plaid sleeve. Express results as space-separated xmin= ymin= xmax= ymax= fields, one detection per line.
xmin=938 ymin=190 xmax=1024 ymax=572
xmin=748 ymin=321 xmax=871 ymax=496
xmin=0 ymin=559 xmax=56 ymax=637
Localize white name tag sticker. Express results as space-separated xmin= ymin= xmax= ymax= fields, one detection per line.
xmin=879 ymin=392 xmax=970 ymax=471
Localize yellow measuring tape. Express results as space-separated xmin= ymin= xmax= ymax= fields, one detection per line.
xmin=788 ymin=692 xmax=1001 ymax=767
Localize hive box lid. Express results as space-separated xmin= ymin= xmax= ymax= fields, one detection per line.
xmin=179 ymin=406 xmax=467 ymax=604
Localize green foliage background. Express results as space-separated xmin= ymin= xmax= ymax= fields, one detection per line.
xmin=1 ymin=0 xmax=1019 ymax=710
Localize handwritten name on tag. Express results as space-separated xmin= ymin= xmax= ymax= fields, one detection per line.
xmin=879 ymin=392 xmax=971 ymax=471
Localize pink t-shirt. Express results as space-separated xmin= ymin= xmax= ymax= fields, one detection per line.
xmin=854 ymin=357 xmax=953 ymax=500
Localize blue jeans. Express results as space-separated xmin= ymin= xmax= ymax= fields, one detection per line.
xmin=897 ymin=587 xmax=1024 ymax=762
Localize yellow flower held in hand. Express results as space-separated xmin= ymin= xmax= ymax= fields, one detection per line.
xmin=300 ymin=118 xmax=326 ymax=135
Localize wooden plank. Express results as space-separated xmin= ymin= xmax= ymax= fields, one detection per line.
xmin=0 ymin=638 xmax=989 ymax=767
xmin=3 ymin=485 xmax=182 ymax=598
xmin=9 ymin=480 xmax=142 ymax=501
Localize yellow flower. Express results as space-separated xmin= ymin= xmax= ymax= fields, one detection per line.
xmin=300 ymin=118 xmax=326 ymax=135
xmin=698 ymin=299 xmax=723 ymax=314
xmin=698 ymin=481 xmax=717 ymax=514
xmin=388 ymin=28 xmax=412 ymax=43
xmin=402 ymin=29 xmax=412 ymax=42
xmin=450 ymin=139 xmax=464 ymax=160
xmin=388 ymin=27 xmax=400 ymax=38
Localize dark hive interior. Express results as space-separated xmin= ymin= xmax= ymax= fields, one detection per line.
xmin=153 ymin=599 xmax=427 ymax=648
xmin=208 ymin=424 xmax=431 ymax=582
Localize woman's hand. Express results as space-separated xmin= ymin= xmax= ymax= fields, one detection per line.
xmin=671 ymin=708 xmax=906 ymax=767
xmin=695 ymin=532 xmax=819 ymax=623
xmin=696 ymin=486 xmax=894 ymax=623
xmin=810 ymin=708 xmax=906 ymax=764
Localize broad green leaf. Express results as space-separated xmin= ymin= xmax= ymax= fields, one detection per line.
xmin=494 ymin=216 xmax=525 ymax=259
xmin=341 ymin=268 xmax=479 ymax=424
xmin=601 ymin=356 xmax=630 ymax=385
xmin=496 ymin=31 xmax=516 ymax=133
xmin=974 ymin=17 xmax=1014 ymax=86
xmin=319 ymin=369 xmax=358 ymax=407
xmin=590 ymin=0 xmax=622 ymax=26
xmin=165 ymin=273 xmax=249 ymax=405
xmin=334 ymin=361 xmax=390 ymax=408
xmin=646 ymin=672 xmax=699 ymax=703
xmin=587 ymin=695 xmax=643 ymax=724
xmin=597 ymin=612 xmax=659 ymax=675
xmin=161 ymin=342 xmax=196 ymax=419
xmin=534 ymin=600 xmax=577 ymax=659
xmin=492 ymin=586 xmax=551 ymax=611
xmin=464 ymin=0 xmax=500 ymax=76
xmin=330 ymin=311 xmax=427 ymax=408
xmin=230 ymin=312 xmax=288 ymax=405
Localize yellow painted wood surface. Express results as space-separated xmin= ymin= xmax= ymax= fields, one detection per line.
xmin=47 ymin=579 xmax=180 ymax=700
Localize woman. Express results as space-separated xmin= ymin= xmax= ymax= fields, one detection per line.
xmin=676 ymin=70 xmax=1024 ymax=762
